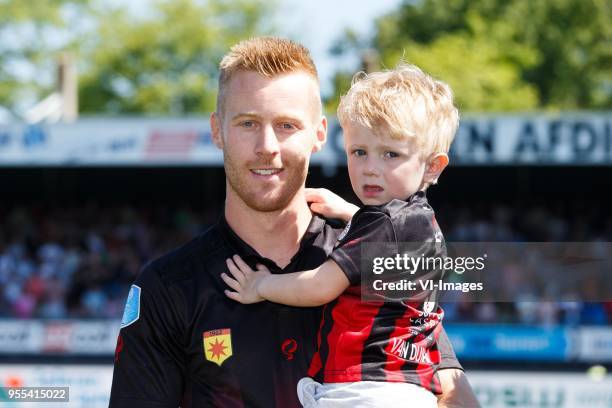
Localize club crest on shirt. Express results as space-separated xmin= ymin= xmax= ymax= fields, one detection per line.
xmin=120 ymin=285 xmax=141 ymax=328
xmin=203 ymin=328 xmax=233 ymax=366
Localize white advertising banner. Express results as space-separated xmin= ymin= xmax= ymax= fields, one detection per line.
xmin=451 ymin=113 xmax=612 ymax=165
xmin=0 ymin=118 xmax=337 ymax=166
xmin=1 ymin=113 xmax=610 ymax=166
xmin=0 ymin=321 xmax=42 ymax=354
xmin=0 ymin=367 xmax=610 ymax=407
xmin=0 ymin=364 xmax=113 ymax=408
xmin=469 ymin=371 xmax=612 ymax=407
xmin=577 ymin=327 xmax=612 ymax=362
xmin=0 ymin=320 xmax=119 ymax=355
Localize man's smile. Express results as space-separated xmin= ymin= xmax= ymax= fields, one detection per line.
xmin=250 ymin=168 xmax=284 ymax=177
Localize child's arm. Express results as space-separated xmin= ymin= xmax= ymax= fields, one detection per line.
xmin=221 ymin=255 xmax=350 ymax=307
xmin=305 ymin=188 xmax=359 ymax=223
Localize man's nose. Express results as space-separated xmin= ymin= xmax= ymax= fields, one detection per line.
xmin=255 ymin=125 xmax=280 ymax=157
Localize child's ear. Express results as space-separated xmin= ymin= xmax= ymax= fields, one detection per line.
xmin=424 ymin=153 xmax=449 ymax=185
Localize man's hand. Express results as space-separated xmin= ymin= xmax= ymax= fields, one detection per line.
xmin=437 ymin=369 xmax=481 ymax=408
xmin=222 ymin=255 xmax=270 ymax=304
xmin=305 ymin=188 xmax=359 ymax=223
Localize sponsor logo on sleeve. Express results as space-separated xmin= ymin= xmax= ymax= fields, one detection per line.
xmin=120 ymin=285 xmax=141 ymax=328
xmin=336 ymin=219 xmax=352 ymax=244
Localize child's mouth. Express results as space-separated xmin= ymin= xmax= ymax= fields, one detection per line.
xmin=363 ymin=185 xmax=384 ymax=197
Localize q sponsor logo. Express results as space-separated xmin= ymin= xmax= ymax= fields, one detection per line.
xmin=281 ymin=339 xmax=298 ymax=361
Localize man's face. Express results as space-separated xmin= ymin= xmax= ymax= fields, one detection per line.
xmin=211 ymin=70 xmax=326 ymax=212
xmin=344 ymin=122 xmax=427 ymax=205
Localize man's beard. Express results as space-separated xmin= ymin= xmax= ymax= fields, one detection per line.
xmin=224 ymin=153 xmax=308 ymax=213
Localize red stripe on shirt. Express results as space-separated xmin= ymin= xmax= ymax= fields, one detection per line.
xmin=383 ymin=303 xmax=419 ymax=382
xmin=321 ymin=287 xmax=383 ymax=382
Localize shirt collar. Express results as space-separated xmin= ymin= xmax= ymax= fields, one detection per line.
xmin=217 ymin=213 xmax=327 ymax=270
xmin=409 ymin=190 xmax=427 ymax=202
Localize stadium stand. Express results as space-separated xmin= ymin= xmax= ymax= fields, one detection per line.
xmin=2 ymin=195 xmax=611 ymax=324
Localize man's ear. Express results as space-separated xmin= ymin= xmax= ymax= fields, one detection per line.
xmin=210 ymin=111 xmax=224 ymax=149
xmin=311 ymin=116 xmax=328 ymax=153
xmin=424 ymin=153 xmax=449 ymax=185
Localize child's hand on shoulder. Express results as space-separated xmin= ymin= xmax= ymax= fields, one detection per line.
xmin=222 ymin=255 xmax=270 ymax=304
xmin=305 ymin=188 xmax=359 ymax=223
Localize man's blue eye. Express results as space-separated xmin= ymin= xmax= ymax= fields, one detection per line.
xmin=281 ymin=123 xmax=294 ymax=130
xmin=242 ymin=121 xmax=254 ymax=127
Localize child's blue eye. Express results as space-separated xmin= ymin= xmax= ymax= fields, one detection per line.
xmin=353 ymin=149 xmax=366 ymax=157
xmin=384 ymin=151 xmax=400 ymax=158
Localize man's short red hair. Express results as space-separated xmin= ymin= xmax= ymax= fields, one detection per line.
xmin=217 ymin=37 xmax=319 ymax=114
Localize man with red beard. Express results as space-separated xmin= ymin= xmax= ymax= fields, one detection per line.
xmin=109 ymin=37 xmax=478 ymax=408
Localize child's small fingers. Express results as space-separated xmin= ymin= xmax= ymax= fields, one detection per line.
xmin=309 ymin=202 xmax=326 ymax=214
xmin=304 ymin=188 xmax=324 ymax=202
xmin=225 ymin=260 xmax=246 ymax=285
xmin=232 ymin=255 xmax=253 ymax=275
xmin=255 ymin=263 xmax=270 ymax=273
xmin=221 ymin=272 xmax=242 ymax=292
xmin=224 ymin=289 xmax=244 ymax=303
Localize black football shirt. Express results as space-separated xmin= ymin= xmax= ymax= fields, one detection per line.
xmin=109 ymin=213 xmax=461 ymax=407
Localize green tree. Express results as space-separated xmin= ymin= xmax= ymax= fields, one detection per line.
xmin=328 ymin=0 xmax=611 ymax=112
xmin=79 ymin=0 xmax=275 ymax=115
xmin=0 ymin=0 xmax=90 ymax=117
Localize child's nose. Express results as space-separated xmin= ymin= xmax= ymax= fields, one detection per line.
xmin=363 ymin=159 xmax=380 ymax=176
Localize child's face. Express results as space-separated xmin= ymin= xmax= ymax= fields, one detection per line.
xmin=344 ymin=122 xmax=428 ymax=205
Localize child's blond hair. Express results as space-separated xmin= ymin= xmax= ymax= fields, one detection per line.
xmin=338 ymin=63 xmax=459 ymax=157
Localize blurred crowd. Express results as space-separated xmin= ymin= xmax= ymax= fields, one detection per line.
xmin=437 ymin=200 xmax=612 ymax=326
xmin=0 ymin=202 xmax=212 ymax=319
xmin=1 ymin=199 xmax=611 ymax=325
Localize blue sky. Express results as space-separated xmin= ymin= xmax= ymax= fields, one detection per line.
xmin=275 ymin=0 xmax=402 ymax=95
xmin=117 ymin=0 xmax=403 ymax=95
